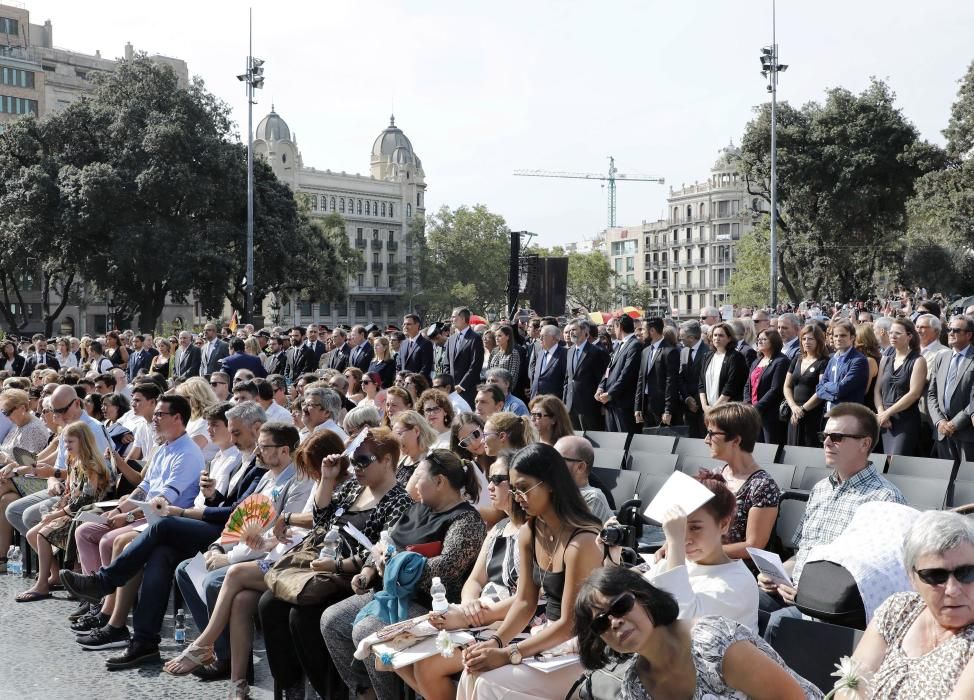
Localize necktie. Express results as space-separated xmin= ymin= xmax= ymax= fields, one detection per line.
xmin=688 ymin=347 xmax=694 ymax=365
xmin=540 ymin=351 xmax=549 ymax=374
xmin=945 ymin=352 xmax=963 ymax=406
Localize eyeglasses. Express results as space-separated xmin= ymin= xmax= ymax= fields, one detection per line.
xmin=704 ymin=429 xmax=727 ymax=439
xmin=511 ymin=480 xmax=544 ymax=500
xmin=487 ymin=474 xmax=510 ymax=485
xmin=458 ymin=429 xmax=483 ymax=448
xmin=914 ymin=565 xmax=974 ymax=586
xmin=152 ymin=411 xmax=174 ymax=418
xmin=591 ymin=592 xmax=636 ymax=634
xmin=530 ymin=412 xmax=552 ymax=420
xmin=562 ymin=456 xmax=586 ymax=464
xmin=362 ymin=379 xmax=373 ymax=386
xmin=52 ymin=399 xmax=78 ymax=415
xmin=948 ymin=327 xmax=971 ymax=334
xmin=423 ymin=406 xmax=443 ymax=414
xmin=818 ymin=431 xmax=868 ymax=444
xmin=351 ymin=453 xmax=378 ymax=470
xmin=256 ymin=443 xmax=283 ymax=452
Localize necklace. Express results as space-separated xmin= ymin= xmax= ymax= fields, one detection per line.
xmin=538 ymin=522 xmax=566 ymax=592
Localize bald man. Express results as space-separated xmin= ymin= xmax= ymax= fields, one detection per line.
xmin=554 ymin=436 xmax=613 ymax=523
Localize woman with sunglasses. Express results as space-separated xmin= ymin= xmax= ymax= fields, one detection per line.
xmin=844 ymin=510 xmax=974 ymax=699
xmin=321 ymin=449 xmax=485 ymax=700
xmin=452 ymin=412 xmax=492 ymax=474
xmin=483 ymin=411 xmax=535 ymax=457
xmin=457 ymin=443 xmax=604 ymax=700
xmin=698 ymin=322 xmax=748 ymax=412
xmin=874 ymin=318 xmax=927 ymax=456
xmin=527 ymin=394 xmax=573 ymax=446
xmin=418 ymin=388 xmax=455 ymax=449
xmin=253 ymin=429 xmax=412 ymax=698
xmin=391 ymin=409 xmax=438 ymax=493
xmin=402 ymin=450 xmax=526 ymax=699
xmin=345 ymin=367 xmax=366 ymax=405
xmin=358 ymin=371 xmax=386 ymax=415
xmin=573 ymin=567 xmax=821 ymax=700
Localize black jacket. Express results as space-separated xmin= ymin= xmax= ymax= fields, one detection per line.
xmin=397 ymin=334 xmax=434 ymax=380
xmin=698 ymin=348 xmax=748 ymax=404
xmin=635 ymin=339 xmax=682 ymax=422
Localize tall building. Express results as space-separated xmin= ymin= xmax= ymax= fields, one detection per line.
xmin=605 ymin=144 xmax=765 ymax=317
xmin=254 ymin=109 xmax=427 ymax=328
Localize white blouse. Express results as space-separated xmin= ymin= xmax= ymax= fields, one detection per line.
xmin=705 ymin=351 xmax=725 ymax=405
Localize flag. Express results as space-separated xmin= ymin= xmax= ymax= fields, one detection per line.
xmin=228 ymin=311 xmax=238 ymax=333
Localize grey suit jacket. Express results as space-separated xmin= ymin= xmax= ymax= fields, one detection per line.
xmin=200 ymin=339 xmax=229 ymax=376
xmin=927 ymin=349 xmax=974 ymax=442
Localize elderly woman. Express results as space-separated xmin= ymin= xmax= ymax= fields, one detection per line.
xmin=846 ymin=510 xmax=974 ymax=699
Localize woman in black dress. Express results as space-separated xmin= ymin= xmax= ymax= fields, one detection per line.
xmin=367 ymin=336 xmax=396 ymax=391
xmin=874 ymin=318 xmax=927 ymax=456
xmin=104 ymin=331 xmax=129 ymax=368
xmin=783 ymin=323 xmax=830 ymax=447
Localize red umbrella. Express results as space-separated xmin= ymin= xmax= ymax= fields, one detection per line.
xmin=469 ymin=314 xmax=488 ymax=326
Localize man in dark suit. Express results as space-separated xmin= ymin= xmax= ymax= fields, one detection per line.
xmin=305 ymin=324 xmax=327 ymax=367
xmin=22 ymin=334 xmax=60 ymax=376
xmin=635 ymin=317 xmax=682 ymax=429
xmin=397 ymin=313 xmax=434 ymax=380
xmin=596 ymin=315 xmax=641 ymax=433
xmin=199 ymin=323 xmax=229 ymax=377
xmin=563 ymin=320 xmax=609 ymax=431
xmin=530 ymin=324 xmax=567 ymax=400
xmin=219 ymin=337 xmax=267 ymax=378
xmin=347 ymin=325 xmax=374 ymax=373
xmin=264 ymin=335 xmax=287 ymax=376
xmin=446 ymin=307 xmax=484 ymax=408
xmin=173 ymin=331 xmax=201 ymax=380
xmin=678 ymin=320 xmax=711 ymax=438
xmin=325 ymin=328 xmax=351 ymax=371
xmin=285 ymin=326 xmax=316 ymax=384
xmin=127 ymin=334 xmax=155 ymax=381
xmin=928 ymin=314 xmax=974 ymax=461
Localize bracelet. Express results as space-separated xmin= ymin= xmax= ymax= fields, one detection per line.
xmin=486 ymin=634 xmax=503 ymax=648
xmin=335 ymin=557 xmax=344 ymax=574
xmin=284 ymin=513 xmax=291 ymax=526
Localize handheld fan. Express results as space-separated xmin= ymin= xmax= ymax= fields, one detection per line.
xmin=219 ymin=493 xmax=276 ymax=545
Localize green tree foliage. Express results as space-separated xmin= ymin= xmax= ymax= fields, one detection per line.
xmin=727 ymin=222 xmax=787 ymax=307
xmin=738 ymin=79 xmax=945 ymax=303
xmin=414 ymin=204 xmax=510 ymax=320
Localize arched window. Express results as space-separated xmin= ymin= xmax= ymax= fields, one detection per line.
xmin=310 ymin=195 xmax=318 ymax=210
xmin=699 ymin=203 xmax=705 ymax=218
xmin=686 ymin=205 xmax=692 ymax=219
xmin=365 ymin=200 xmax=371 ymax=215
xmin=339 ymin=198 xmax=345 ymax=213
xmin=381 ymin=202 xmax=386 ymax=216
xmin=407 ymin=203 xmax=412 ymax=218
xmin=330 ymin=196 xmax=336 ymax=211
xmin=357 ymin=199 xmax=362 ymax=215
xmin=389 ymin=203 xmax=394 ymax=217
xmin=673 ymin=207 xmax=679 ymax=221
xmin=373 ymin=201 xmax=378 ymax=215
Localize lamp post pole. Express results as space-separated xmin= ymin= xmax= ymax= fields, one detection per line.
xmin=237 ymin=9 xmax=264 ymax=325
xmin=760 ymin=0 xmax=787 ymax=311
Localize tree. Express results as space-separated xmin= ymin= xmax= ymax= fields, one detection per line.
xmin=738 ymin=79 xmax=946 ymax=303
xmin=413 ymin=204 xmax=510 ymax=320
xmin=727 ymin=222 xmax=787 ymax=308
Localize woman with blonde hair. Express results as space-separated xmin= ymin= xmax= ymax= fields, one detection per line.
xmin=528 ymin=394 xmax=573 ymax=446
xmin=391 ymin=409 xmax=438 ymax=489
xmin=382 ymin=386 xmax=413 ymax=427
xmin=484 ymin=411 xmax=536 ymax=456
xmin=855 ymin=322 xmax=882 ymax=412
xmin=18 ymin=421 xmax=111 ymax=601
xmin=151 ymin=338 xmax=174 ymax=378
xmin=368 ymin=336 xmax=396 ymax=391
xmin=175 ymin=376 xmax=219 ymax=458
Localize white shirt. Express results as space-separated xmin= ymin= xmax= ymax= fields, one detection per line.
xmin=447 ymin=391 xmax=472 ymax=415
xmin=193 ymin=445 xmax=241 ymax=508
xmin=643 ymin=559 xmax=759 ymax=633
xmin=264 ymin=401 xmax=294 ymax=425
xmin=314 ymin=418 xmax=348 ymax=443
xmin=705 ymin=351 xmax=724 ymax=405
xmin=187 ymin=416 xmax=219 ymax=461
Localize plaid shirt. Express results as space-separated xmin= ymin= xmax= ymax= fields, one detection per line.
xmin=792 ymin=463 xmax=905 ymax=582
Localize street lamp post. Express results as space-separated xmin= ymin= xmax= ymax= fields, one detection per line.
xmin=760 ymin=0 xmax=787 ymax=310
xmin=237 ymin=9 xmax=264 ymax=326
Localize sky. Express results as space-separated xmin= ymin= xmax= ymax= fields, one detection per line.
xmin=27 ymin=0 xmax=974 ymax=248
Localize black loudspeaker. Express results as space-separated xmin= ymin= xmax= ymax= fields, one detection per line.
xmin=529 ymin=257 xmax=568 ymax=317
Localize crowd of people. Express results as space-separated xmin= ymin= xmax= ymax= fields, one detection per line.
xmin=0 ymin=301 xmax=973 ymax=699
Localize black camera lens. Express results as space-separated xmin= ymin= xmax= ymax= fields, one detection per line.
xmin=599 ymin=526 xmax=626 ymax=547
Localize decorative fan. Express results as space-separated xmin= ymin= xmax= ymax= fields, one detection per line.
xmin=219 ymin=493 xmax=276 ymax=545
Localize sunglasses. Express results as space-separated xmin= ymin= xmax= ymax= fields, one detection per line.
xmin=52 ymin=399 xmax=77 ymax=415
xmin=458 ymin=429 xmax=483 ymax=448
xmin=511 ymin=480 xmax=544 ymax=500
xmin=948 ymin=327 xmax=971 ymax=334
xmin=362 ymin=379 xmax=373 ymax=386
xmin=914 ymin=565 xmax=974 ymax=586
xmin=818 ymin=431 xmax=868 ymax=444
xmin=351 ymin=453 xmax=378 ymax=470
xmin=487 ymin=474 xmax=510 ymax=485
xmin=591 ymin=592 xmax=636 ymax=634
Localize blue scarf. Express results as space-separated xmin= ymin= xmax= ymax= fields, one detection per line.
xmin=354 ymin=551 xmax=427 ymax=625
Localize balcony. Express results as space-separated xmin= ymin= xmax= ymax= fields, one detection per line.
xmin=356 ymin=261 xmax=367 ymax=272
xmin=387 ymin=240 xmax=398 ymax=251
xmin=387 ymin=263 xmax=400 ymax=276
xmin=373 ymin=263 xmax=384 ymax=272
xmin=355 ymin=238 xmax=367 ymax=249
xmin=372 ymin=239 xmax=383 ymax=250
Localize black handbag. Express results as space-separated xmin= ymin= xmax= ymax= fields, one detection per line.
xmin=795 ymin=560 xmax=866 ymax=629
xmin=778 ymin=399 xmax=792 ymax=422
xmin=566 ymin=657 xmax=634 ymax=700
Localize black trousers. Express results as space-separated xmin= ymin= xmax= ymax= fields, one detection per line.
xmin=257 ymin=590 xmax=347 ymax=697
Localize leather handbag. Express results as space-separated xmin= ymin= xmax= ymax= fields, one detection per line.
xmin=264 ymin=527 xmax=353 ymax=606
xmin=778 ymin=399 xmax=792 ymax=422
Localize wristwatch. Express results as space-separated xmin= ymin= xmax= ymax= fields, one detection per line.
xmin=53 ymin=467 xmax=62 ymax=480
xmin=125 ymin=512 xmax=135 ymax=524
xmin=508 ymin=642 xmax=522 ymax=665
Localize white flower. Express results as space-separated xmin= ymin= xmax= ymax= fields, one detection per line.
xmin=824 ymin=656 xmax=871 ymax=699
xmin=435 ymin=629 xmax=455 ymax=658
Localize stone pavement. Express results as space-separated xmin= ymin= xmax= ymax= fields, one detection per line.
xmin=0 ymin=570 xmax=276 ymax=699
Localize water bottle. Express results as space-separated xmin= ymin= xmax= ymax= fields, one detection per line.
xmin=379 ymin=529 xmax=395 ymax=558
xmin=318 ymin=525 xmax=341 ymax=561
xmin=8 ymin=546 xmax=22 ymax=576
xmin=430 ymin=576 xmax=448 ymax=613
xmin=174 ymin=608 xmax=186 ymax=644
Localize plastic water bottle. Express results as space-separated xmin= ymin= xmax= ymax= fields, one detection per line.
xmin=8 ymin=546 xmax=22 ymax=575
xmin=319 ymin=525 xmax=341 ymax=561
xmin=379 ymin=529 xmax=395 ymax=557
xmin=430 ymin=576 xmax=449 ymax=613
xmin=174 ymin=609 xmax=186 ymax=644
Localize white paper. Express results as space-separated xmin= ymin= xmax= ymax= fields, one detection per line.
xmin=372 ymin=631 xmax=476 ymax=669
xmin=265 ymin=535 xmax=300 ymax=563
xmin=746 ymin=547 xmax=793 ymax=586
xmin=183 ymin=552 xmax=210 ymax=602
xmin=643 ymin=471 xmax=715 ymax=523
xmin=126 ymin=498 xmax=165 ymax=524
xmin=342 ymin=429 xmax=368 ymax=457
xmin=523 ymin=653 xmax=580 ymax=673
xmin=94 ymin=500 xmax=120 ymax=509
xmin=343 ymin=522 xmax=374 ymax=551
xmin=75 ymin=511 xmax=108 ymax=525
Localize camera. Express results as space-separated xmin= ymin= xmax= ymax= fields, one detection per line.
xmin=598 ymin=498 xmax=646 ymax=551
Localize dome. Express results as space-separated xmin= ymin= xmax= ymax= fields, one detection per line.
xmin=371 ymin=114 xmax=416 ymax=166
xmin=712 ymin=142 xmax=741 ymax=172
xmin=255 ymin=107 xmax=291 ymax=142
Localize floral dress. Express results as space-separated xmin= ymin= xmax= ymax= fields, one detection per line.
xmin=39 ymin=470 xmax=110 ymax=550
xmin=869 ymin=591 xmax=974 ymax=698
xmin=723 ymin=468 xmax=781 ymax=545
xmin=621 ymin=616 xmax=823 ymax=699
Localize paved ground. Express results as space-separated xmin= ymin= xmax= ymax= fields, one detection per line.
xmin=0 ymin=570 xmax=277 ymax=699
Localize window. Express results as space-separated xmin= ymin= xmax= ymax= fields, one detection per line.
xmin=717 ymin=200 xmax=730 ymax=217
xmin=93 ymin=314 xmax=108 ymax=335
xmin=698 ymin=246 xmax=705 ymax=262
xmin=310 ymin=195 xmax=318 ymax=211
xmin=298 ymin=301 xmax=313 ymax=316
xmin=388 ymin=229 xmax=395 ymax=242
xmin=0 ymin=95 xmax=38 ymax=115
xmin=330 ymin=197 xmax=336 ymax=211
xmin=374 ymin=275 xmax=381 ymax=288
xmin=389 ymin=203 xmax=394 ymax=217
xmin=365 ymin=200 xmax=371 ymax=215
xmin=372 ymin=228 xmax=379 ymax=239
xmin=417 ymin=192 xmax=422 ymax=207
xmin=339 ymin=198 xmax=345 ymax=213
xmin=381 ymin=202 xmax=386 ymax=217
xmin=731 ymin=200 xmax=740 ymax=215
xmin=686 ymin=227 xmax=691 ymax=241
xmin=0 ymin=17 xmax=19 ymax=35
xmin=357 ymin=274 xmax=365 ymax=287
xmin=673 ymin=249 xmax=679 ymax=264
xmin=406 ymin=203 xmax=412 ymax=217
xmin=626 ymin=256 xmax=634 ymax=272
xmin=686 ymin=205 xmax=692 ymax=220
xmin=0 ymin=67 xmax=35 ymax=89
xmin=319 ymin=302 xmax=331 ymax=316
xmin=731 ymin=223 xmax=740 ymax=240
xmin=373 ymin=252 xmax=379 ymax=264
xmin=615 ymin=259 xmax=622 ymax=274
xmin=699 ymin=203 xmax=706 ymax=218
xmin=698 ymin=270 xmax=706 ymax=287
xmin=369 ymin=301 xmax=382 ymax=317
xmin=355 ymin=301 xmax=367 ymax=317
xmin=716 ymin=223 xmax=731 ymax=239
xmin=373 ymin=201 xmax=378 ymax=215
xmin=357 ymin=199 xmax=362 ymax=215
xmin=356 ymin=227 xmax=363 ymax=237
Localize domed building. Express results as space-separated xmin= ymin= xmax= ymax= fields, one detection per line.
xmin=253 ymin=110 xmax=427 ymax=327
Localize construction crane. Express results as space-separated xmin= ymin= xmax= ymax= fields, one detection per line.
xmin=513 ymin=156 xmax=665 ymax=228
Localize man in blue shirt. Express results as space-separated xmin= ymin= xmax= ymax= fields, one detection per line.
xmin=486 ymin=367 xmax=528 ymax=417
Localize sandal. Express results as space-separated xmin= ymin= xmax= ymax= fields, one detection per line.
xmin=163 ymin=642 xmax=215 ymax=676
xmin=227 ymin=678 xmax=250 ymax=700
xmin=15 ymin=590 xmax=52 ymax=603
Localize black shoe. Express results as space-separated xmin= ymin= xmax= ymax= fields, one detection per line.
xmin=192 ymin=657 xmax=230 ymax=681
xmin=71 ymin=612 xmax=109 ymax=633
xmin=77 ymin=624 xmax=131 ymax=650
xmin=61 ymin=570 xmax=111 ymax=605
xmin=105 ymin=640 xmax=160 ymax=670
xmin=68 ymin=600 xmax=95 ymax=622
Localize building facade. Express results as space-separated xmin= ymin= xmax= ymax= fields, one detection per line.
xmin=253 ymin=109 xmax=427 ymax=329
xmin=605 ymin=145 xmax=765 ymax=317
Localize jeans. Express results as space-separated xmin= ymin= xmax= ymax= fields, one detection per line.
xmin=175 ymin=558 xmax=229 ymax=661
xmin=758 ymin=589 xmax=802 ymax=643
xmin=6 ymin=492 xmax=57 ymax=538
xmin=96 ymin=516 xmax=222 ymax=646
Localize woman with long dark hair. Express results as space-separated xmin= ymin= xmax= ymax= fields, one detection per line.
xmin=783 ymin=324 xmax=829 ymax=447
xmin=457 ymin=443 xmax=604 ymax=699
xmin=875 ymin=318 xmax=927 ymax=456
